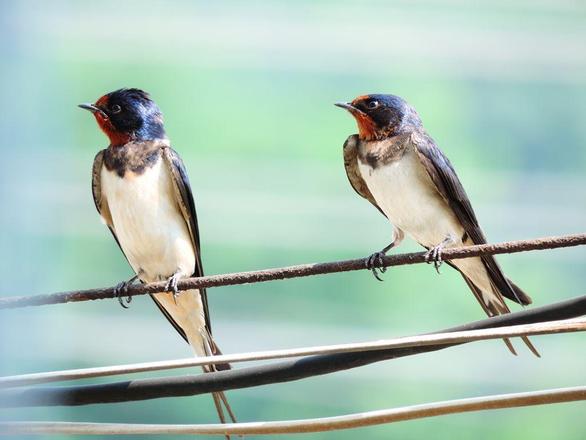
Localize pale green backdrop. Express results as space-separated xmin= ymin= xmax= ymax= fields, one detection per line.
xmin=1 ymin=1 xmax=585 ymax=439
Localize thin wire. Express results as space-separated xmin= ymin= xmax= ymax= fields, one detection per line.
xmin=2 ymin=386 xmax=584 ymax=435
xmin=3 ymin=295 xmax=585 ymax=408
xmin=1 ymin=318 xmax=585 ymax=388
xmin=1 ymin=233 xmax=584 ymax=309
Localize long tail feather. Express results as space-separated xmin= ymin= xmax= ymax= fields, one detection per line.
xmin=502 ymin=338 xmax=517 ymax=356
xmin=211 ymin=392 xmax=230 ymax=440
xmin=455 ymin=267 xmax=539 ymax=356
xmin=211 ymin=392 xmax=227 ymax=424
xmin=217 ymin=391 xmax=238 ymax=423
xmin=202 ymin=329 xmax=238 ymax=431
xmin=521 ymin=336 xmax=541 ymax=357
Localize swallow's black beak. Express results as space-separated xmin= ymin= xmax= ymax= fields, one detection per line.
xmin=78 ymin=103 xmax=100 ymax=113
xmin=334 ymin=102 xmax=354 ymax=111
xmin=335 ymin=102 xmax=366 ymax=117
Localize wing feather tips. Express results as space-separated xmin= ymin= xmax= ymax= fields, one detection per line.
xmin=506 ymin=278 xmax=533 ymax=305
xmin=208 ymin=335 xmax=232 ymax=371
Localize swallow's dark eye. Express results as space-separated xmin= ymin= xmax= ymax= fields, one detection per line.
xmin=366 ymin=100 xmax=380 ymax=110
xmin=110 ymin=104 xmax=122 ymax=114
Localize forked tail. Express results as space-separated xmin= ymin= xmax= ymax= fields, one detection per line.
xmin=455 ymin=267 xmax=540 ymax=357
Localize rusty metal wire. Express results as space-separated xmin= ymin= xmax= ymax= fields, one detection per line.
xmin=1 ymin=233 xmax=585 ymax=309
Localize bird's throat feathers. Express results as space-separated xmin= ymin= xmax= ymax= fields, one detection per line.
xmin=354 ymin=112 xmax=379 ymax=141
xmin=96 ymin=116 xmax=133 ymax=146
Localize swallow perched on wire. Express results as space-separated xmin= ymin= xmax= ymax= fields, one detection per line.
xmin=336 ymin=94 xmax=539 ymax=356
xmin=79 ymin=88 xmax=237 ymax=428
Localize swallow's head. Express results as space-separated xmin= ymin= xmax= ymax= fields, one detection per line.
xmin=335 ymin=94 xmax=420 ymax=141
xmin=79 ymin=88 xmax=166 ymax=146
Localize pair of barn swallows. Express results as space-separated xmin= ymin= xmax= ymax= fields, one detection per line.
xmin=79 ymin=89 xmax=538 ymax=426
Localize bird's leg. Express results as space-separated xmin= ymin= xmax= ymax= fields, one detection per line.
xmin=113 ymin=274 xmax=139 ymax=309
xmin=365 ymin=228 xmax=404 ymax=281
xmin=165 ymin=270 xmax=183 ymax=303
xmin=425 ymin=236 xmax=455 ymax=274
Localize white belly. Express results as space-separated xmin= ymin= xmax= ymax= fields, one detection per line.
xmin=359 ymin=150 xmax=499 ymax=306
xmin=100 ymin=159 xmax=196 ymax=283
xmin=358 ymin=150 xmax=465 ymax=249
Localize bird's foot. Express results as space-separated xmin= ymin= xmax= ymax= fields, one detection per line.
xmin=165 ymin=272 xmax=182 ymax=303
xmin=424 ymin=237 xmax=452 ymax=274
xmin=114 ymin=275 xmax=138 ymax=309
xmin=365 ymin=250 xmax=388 ymax=282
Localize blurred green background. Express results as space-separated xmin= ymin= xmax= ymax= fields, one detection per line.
xmin=1 ymin=0 xmax=585 ymax=439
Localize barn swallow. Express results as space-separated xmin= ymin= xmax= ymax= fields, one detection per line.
xmin=79 ymin=88 xmax=236 ymax=429
xmin=336 ymin=94 xmax=539 ymax=356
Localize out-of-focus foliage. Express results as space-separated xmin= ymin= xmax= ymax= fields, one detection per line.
xmin=0 ymin=1 xmax=585 ymax=439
